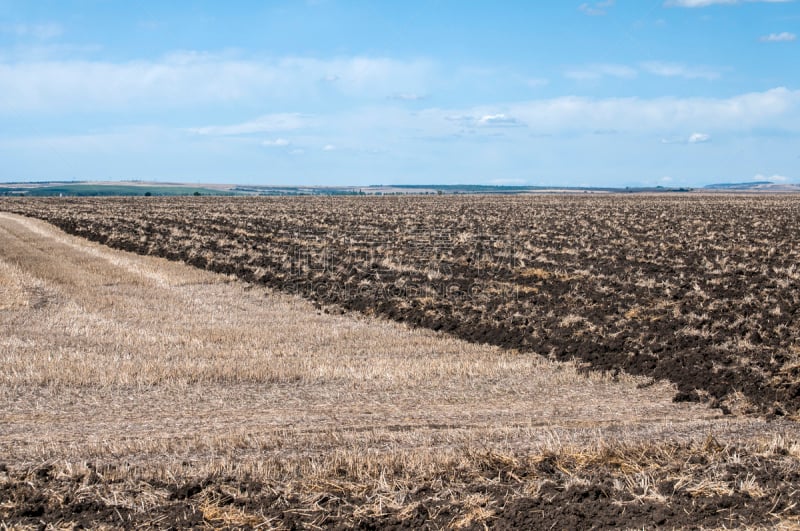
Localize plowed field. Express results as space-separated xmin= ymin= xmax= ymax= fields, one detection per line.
xmin=5 ymin=195 xmax=800 ymax=416
xmin=2 ymin=195 xmax=800 ymax=529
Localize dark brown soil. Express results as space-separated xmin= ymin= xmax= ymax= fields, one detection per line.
xmin=4 ymin=195 xmax=799 ymax=416
xmin=2 ymin=441 xmax=800 ymax=529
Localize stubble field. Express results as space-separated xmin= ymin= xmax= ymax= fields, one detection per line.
xmin=2 ymin=195 xmax=800 ymax=529
xmin=6 ymin=195 xmax=800 ymax=415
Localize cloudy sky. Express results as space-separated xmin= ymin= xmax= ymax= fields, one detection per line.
xmin=1 ymin=0 xmax=798 ymax=186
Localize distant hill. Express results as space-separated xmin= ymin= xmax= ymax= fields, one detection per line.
xmin=703 ymin=181 xmax=800 ymax=192
xmin=0 ymin=182 xmax=238 ymax=197
xmin=704 ymin=181 xmax=773 ymax=190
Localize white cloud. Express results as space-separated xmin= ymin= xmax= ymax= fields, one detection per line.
xmin=262 ymin=138 xmax=291 ymax=146
xmin=579 ymin=0 xmax=616 ymax=15
xmin=0 ymin=53 xmax=435 ymax=112
xmin=665 ymin=0 xmax=792 ymax=6
xmin=477 ymin=114 xmax=525 ymax=127
xmin=566 ymin=62 xmax=720 ymax=81
xmin=660 ymin=133 xmax=713 ymax=144
xmin=18 ymin=86 xmax=798 ymax=167
xmin=289 ymin=148 xmax=305 ymax=155
xmin=688 ymin=132 xmax=711 ymax=143
xmin=190 ymin=114 xmax=309 ymax=136
xmin=640 ymin=61 xmax=721 ymax=80
xmin=310 ymin=56 xmax=434 ymax=95
xmin=761 ymin=32 xmax=797 ymax=42
xmin=565 ymin=63 xmax=637 ymax=80
xmin=0 ymin=43 xmax=103 ymax=62
xmin=443 ymin=113 xmax=526 ymax=129
xmin=190 ymin=88 xmax=800 ymax=152
xmin=389 ymin=92 xmax=426 ymax=100
xmin=322 ymin=144 xmax=336 ymax=151
xmin=503 ymin=87 xmax=800 ymax=133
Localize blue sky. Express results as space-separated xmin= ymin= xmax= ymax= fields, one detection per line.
xmin=1 ymin=0 xmax=798 ymax=187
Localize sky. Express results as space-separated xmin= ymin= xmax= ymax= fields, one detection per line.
xmin=0 ymin=0 xmax=798 ymax=187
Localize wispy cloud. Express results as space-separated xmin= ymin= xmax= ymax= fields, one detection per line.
xmin=760 ymin=31 xmax=797 ymax=41
xmin=191 ymin=114 xmax=310 ymax=136
xmin=322 ymin=144 xmax=336 ymax=151
xmin=579 ymin=0 xmax=616 ymax=16
xmin=477 ymin=114 xmax=525 ymax=127
xmin=564 ymin=63 xmax=637 ymax=80
xmin=0 ymin=23 xmax=63 ymax=40
xmin=5 ymin=88 xmax=799 ymax=185
xmin=443 ymin=113 xmax=526 ymax=129
xmin=502 ymin=88 xmax=799 ymax=133
xmin=389 ymin=92 xmax=426 ymax=101
xmin=262 ymin=138 xmax=291 ymax=147
xmin=661 ymin=132 xmax=711 ymax=144
xmin=0 ymin=53 xmax=435 ymax=112
xmin=689 ymin=132 xmax=712 ymax=143
xmin=665 ymin=0 xmax=792 ymax=7
xmin=567 ymin=62 xmax=721 ymax=81
xmin=207 ymin=87 xmax=800 ymax=144
xmin=641 ymin=61 xmax=721 ymax=80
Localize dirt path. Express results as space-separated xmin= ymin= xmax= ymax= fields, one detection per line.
xmin=2 ymin=212 xmax=800 ymax=528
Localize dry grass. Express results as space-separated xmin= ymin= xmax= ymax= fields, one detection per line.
xmin=5 ymin=195 xmax=800 ymax=417
xmin=6 ymin=212 xmax=582 ymax=389
xmin=1 ymin=212 xmax=785 ymax=463
xmin=2 ymin=434 xmax=800 ymax=529
xmin=2 ymin=211 xmax=800 ymax=528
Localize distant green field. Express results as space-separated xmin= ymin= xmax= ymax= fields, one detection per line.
xmin=0 ymin=184 xmax=235 ymax=197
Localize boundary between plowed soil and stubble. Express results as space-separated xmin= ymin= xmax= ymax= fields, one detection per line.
xmin=1 ymin=208 xmax=800 ymax=528
xmin=4 ymin=195 xmax=800 ymax=418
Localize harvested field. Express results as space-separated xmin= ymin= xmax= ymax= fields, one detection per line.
xmin=1 ymin=198 xmax=800 ymax=529
xmin=4 ymin=195 xmax=800 ymax=415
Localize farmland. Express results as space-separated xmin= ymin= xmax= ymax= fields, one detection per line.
xmin=2 ymin=195 xmax=800 ymax=528
xmin=5 ymin=195 xmax=800 ymax=416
